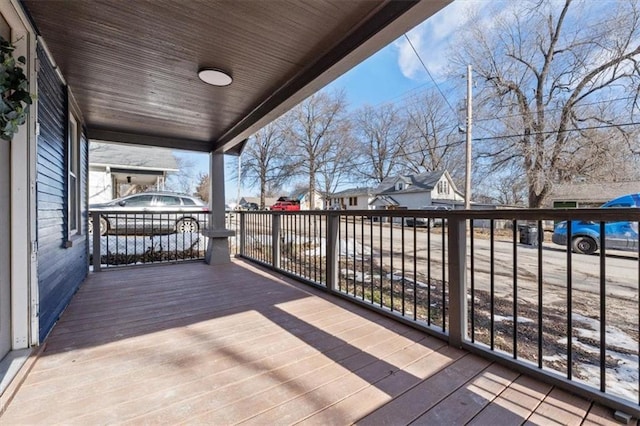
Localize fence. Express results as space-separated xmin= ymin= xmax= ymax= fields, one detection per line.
xmin=236 ymin=208 xmax=640 ymax=416
xmin=89 ymin=210 xmax=209 ymax=269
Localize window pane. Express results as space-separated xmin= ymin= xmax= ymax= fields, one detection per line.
xmin=125 ymin=195 xmax=154 ymax=207
xmin=181 ymin=198 xmax=196 ymax=206
xmin=157 ymin=195 xmax=181 ymax=206
xmin=69 ymin=174 xmax=77 ymax=231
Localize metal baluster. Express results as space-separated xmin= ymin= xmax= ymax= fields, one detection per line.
xmin=370 ymin=215 xmax=374 ymax=303
xmin=538 ymin=219 xmax=544 ymax=368
xmin=413 ymin=217 xmax=417 ymax=321
xmin=599 ymin=220 xmax=606 ymax=392
xmin=470 ymin=219 xmax=475 ymax=343
xmin=361 ymin=214 xmax=365 ymax=300
xmin=490 ymin=219 xmax=495 ymax=350
xmin=513 ymin=219 xmax=518 ymax=359
xmin=567 ymin=220 xmax=573 ymax=380
xmin=442 ymin=219 xmax=447 ymax=332
xmin=379 ymin=216 xmax=383 ymax=308
xmin=390 ymin=216 xmax=394 ymax=312
xmin=427 ymin=218 xmax=432 ymax=326
xmin=401 ymin=217 xmax=405 ymax=316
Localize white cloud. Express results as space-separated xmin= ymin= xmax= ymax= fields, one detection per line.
xmin=395 ymin=1 xmax=476 ymax=81
xmin=395 ymin=0 xmax=511 ymax=81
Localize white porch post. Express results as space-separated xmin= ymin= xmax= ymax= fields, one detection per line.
xmin=205 ymin=152 xmax=234 ymax=265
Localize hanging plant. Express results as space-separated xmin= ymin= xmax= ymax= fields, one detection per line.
xmin=0 ymin=35 xmax=32 ymax=141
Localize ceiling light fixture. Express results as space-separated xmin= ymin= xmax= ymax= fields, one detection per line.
xmin=198 ymin=68 xmax=233 ymax=86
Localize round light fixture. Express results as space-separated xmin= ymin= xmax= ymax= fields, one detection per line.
xmin=198 ymin=68 xmax=233 ymax=86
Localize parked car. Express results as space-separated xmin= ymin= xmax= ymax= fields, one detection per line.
xmin=270 ymin=200 xmax=300 ymax=211
xmin=405 ymin=205 xmax=452 ymax=227
xmin=89 ymin=192 xmax=209 ymax=236
xmin=552 ymin=193 xmax=640 ymax=254
xmin=239 ymin=202 xmax=259 ymax=211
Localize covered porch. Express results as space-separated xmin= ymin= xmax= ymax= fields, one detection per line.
xmin=1 ymin=261 xmax=618 ymax=424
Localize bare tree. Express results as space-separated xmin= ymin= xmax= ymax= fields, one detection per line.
xmin=402 ymin=90 xmax=466 ymax=181
xmin=242 ymin=123 xmax=294 ymax=209
xmin=194 ymin=173 xmax=210 ymax=204
xmin=316 ymin=128 xmax=358 ymax=196
xmin=352 ymin=103 xmax=409 ymax=183
xmin=281 ymin=90 xmax=349 ymax=209
xmin=452 ymin=0 xmax=640 ymax=207
xmin=165 ymin=154 xmax=195 ymax=193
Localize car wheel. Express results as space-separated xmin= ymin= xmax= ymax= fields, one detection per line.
xmin=176 ymin=218 xmax=199 ymax=233
xmin=88 ymin=217 xmax=109 ymax=236
xmin=572 ymin=236 xmax=598 ymax=255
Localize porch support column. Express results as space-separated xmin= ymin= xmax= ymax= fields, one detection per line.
xmin=205 ymin=152 xmax=234 ymax=265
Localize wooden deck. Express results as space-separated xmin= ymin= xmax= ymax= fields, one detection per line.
xmin=0 ymin=260 xmax=626 ymax=425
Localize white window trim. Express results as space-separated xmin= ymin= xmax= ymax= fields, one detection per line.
xmin=66 ymin=113 xmax=81 ymax=243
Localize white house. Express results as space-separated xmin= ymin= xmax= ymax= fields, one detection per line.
xmin=290 ymin=187 xmax=325 ymax=210
xmin=89 ymin=141 xmax=179 ymax=203
xmin=369 ymin=170 xmax=464 ymax=210
xmin=327 ymin=187 xmax=374 ymax=210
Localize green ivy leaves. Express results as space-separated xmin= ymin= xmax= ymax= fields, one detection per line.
xmin=0 ymin=36 xmax=32 ymax=141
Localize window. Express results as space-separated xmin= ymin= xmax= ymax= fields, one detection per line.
xmin=124 ymin=195 xmax=154 ymax=207
xmin=437 ymin=180 xmax=449 ymax=194
xmin=67 ymin=114 xmax=80 ymax=236
xmin=395 ymin=182 xmax=404 ymax=191
xmin=156 ymin=195 xmax=181 ymax=206
xmin=349 ymin=197 xmax=357 ymax=206
xmin=181 ymin=197 xmax=197 ymax=206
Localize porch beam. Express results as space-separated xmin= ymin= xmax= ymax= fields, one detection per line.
xmin=87 ymin=128 xmax=211 ymax=152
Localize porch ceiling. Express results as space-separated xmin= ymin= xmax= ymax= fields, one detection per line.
xmin=22 ymin=0 xmax=450 ymax=154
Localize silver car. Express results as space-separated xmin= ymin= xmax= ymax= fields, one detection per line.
xmin=89 ymin=192 xmax=209 ymax=236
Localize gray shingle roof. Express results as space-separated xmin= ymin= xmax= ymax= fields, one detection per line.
xmin=373 ymin=171 xmax=446 ymax=194
xmin=90 ymin=141 xmax=178 ymax=171
xmin=549 ymin=181 xmax=640 ymax=204
xmin=329 ymin=187 xmax=373 ymax=197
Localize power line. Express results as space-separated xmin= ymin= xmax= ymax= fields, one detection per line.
xmin=472 ymin=121 xmax=640 ymax=142
xmin=403 ymin=34 xmax=459 ymax=119
xmin=472 ymin=95 xmax=639 ymax=124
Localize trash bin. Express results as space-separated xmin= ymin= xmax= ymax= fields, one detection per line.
xmin=519 ymin=224 xmax=539 ymax=246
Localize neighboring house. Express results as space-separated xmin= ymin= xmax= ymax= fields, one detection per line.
xmin=547 ymin=181 xmax=640 ymax=208
xmin=290 ymin=187 xmax=325 ymax=210
xmin=89 ymin=142 xmax=178 ymax=203
xmin=327 ymin=187 xmax=373 ymax=210
xmin=369 ymin=171 xmax=464 ymax=210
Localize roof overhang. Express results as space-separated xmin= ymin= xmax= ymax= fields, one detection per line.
xmin=22 ymin=0 xmax=451 ymax=154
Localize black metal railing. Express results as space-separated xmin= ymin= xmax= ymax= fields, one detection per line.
xmin=90 ymin=210 xmax=209 ymax=269
xmin=236 ymin=208 xmax=640 ymax=416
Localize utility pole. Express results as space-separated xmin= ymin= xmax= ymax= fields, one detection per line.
xmin=465 ymin=65 xmax=472 ymax=210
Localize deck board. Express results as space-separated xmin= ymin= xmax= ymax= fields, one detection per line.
xmin=0 ymin=260 xmax=621 ymax=424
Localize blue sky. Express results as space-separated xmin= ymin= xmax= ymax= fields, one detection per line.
xmin=173 ymin=0 xmax=479 ymax=202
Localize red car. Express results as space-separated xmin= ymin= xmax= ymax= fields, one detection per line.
xmin=270 ymin=200 xmax=300 ymax=211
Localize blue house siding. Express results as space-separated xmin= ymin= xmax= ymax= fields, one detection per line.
xmin=36 ymin=45 xmax=88 ymax=341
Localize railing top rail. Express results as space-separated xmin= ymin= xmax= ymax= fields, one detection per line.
xmin=90 ymin=209 xmax=209 ymax=214
xmin=239 ymin=208 xmax=640 ymax=221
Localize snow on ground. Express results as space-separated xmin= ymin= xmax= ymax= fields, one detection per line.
xmin=551 ymin=314 xmax=640 ymax=402
xmin=245 ymin=235 xmax=372 ymax=259
xmin=90 ymin=233 xmax=206 ymax=256
xmin=493 ymin=315 xmax=534 ymax=324
xmin=572 ymin=313 xmax=638 ymax=352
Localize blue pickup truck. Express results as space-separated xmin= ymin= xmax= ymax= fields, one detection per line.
xmin=552 ymin=193 xmax=640 ymax=254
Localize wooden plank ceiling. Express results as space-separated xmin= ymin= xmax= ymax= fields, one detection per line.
xmin=22 ymin=0 xmax=450 ymax=154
